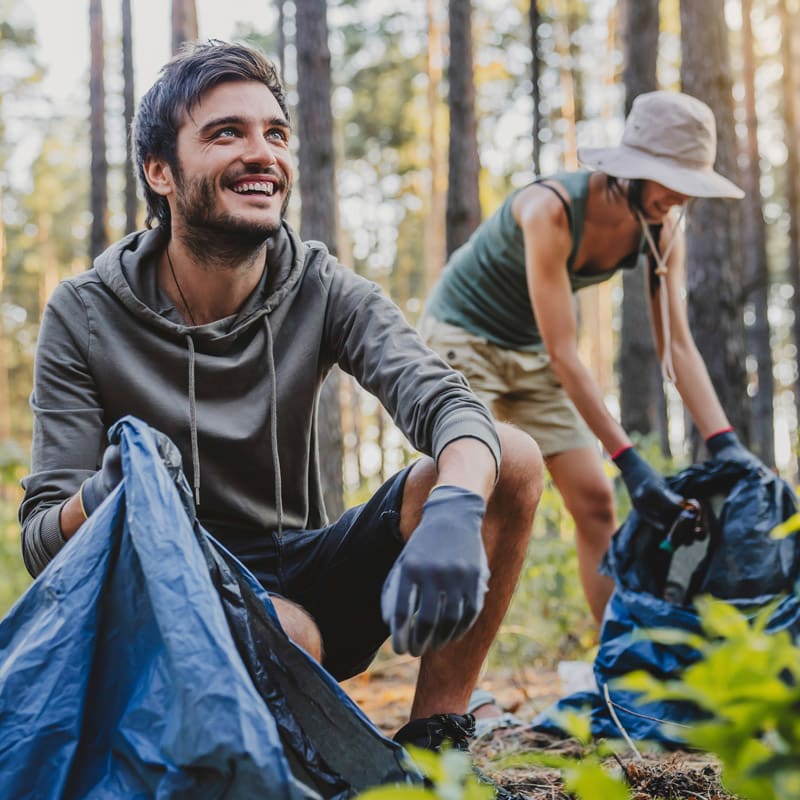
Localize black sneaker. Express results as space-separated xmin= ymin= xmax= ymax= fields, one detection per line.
xmin=394 ymin=714 xmax=527 ymax=799
xmin=393 ymin=712 xmax=476 ymax=752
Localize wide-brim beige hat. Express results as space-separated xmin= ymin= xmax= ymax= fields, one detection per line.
xmin=578 ymin=90 xmax=744 ymax=199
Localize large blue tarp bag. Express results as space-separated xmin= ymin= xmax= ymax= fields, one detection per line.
xmin=0 ymin=416 xmax=417 ymax=799
xmin=533 ymin=457 xmax=800 ymax=743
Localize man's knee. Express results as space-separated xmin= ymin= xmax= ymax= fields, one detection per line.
xmin=272 ymin=596 xmax=324 ymax=663
xmin=490 ymin=422 xmax=543 ymax=520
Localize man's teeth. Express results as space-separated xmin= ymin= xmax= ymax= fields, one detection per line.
xmin=232 ymin=182 xmax=274 ymax=195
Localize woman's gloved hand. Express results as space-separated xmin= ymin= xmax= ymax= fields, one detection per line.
xmin=706 ymin=428 xmax=768 ymax=473
xmin=613 ymin=445 xmax=687 ymax=531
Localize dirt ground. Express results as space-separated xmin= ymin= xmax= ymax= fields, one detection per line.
xmin=340 ymin=651 xmax=736 ymax=800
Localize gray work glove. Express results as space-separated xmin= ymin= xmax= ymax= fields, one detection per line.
xmin=613 ymin=446 xmax=687 ymax=532
xmin=381 ymin=485 xmax=489 ymax=657
xmin=80 ymin=444 xmax=123 ymax=517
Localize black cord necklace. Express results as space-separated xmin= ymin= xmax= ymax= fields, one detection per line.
xmin=166 ymin=246 xmax=197 ymax=326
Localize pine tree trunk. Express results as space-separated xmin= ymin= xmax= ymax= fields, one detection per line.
xmin=740 ymin=0 xmax=775 ymax=465
xmin=778 ymin=0 xmax=800 ymax=473
xmin=122 ymin=0 xmax=137 ymax=234
xmin=680 ymin=0 xmax=749 ymax=456
xmin=618 ymin=0 xmax=670 ymax=455
xmin=529 ymin=0 xmax=542 ymax=176
xmin=89 ymin=0 xmax=108 ymax=260
xmin=295 ymin=0 xmax=344 ymax=518
xmin=425 ymin=0 xmax=447 ymax=288
xmin=171 ymin=0 xmax=198 ymax=55
xmin=446 ymin=0 xmax=481 ymax=256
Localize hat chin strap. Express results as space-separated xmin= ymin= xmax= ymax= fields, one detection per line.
xmin=636 ymin=205 xmax=687 ymax=385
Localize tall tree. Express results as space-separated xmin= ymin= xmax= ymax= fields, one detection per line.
xmin=618 ymin=0 xmax=670 ymax=455
xmin=446 ymin=0 xmax=481 ymax=256
xmin=171 ymin=0 xmax=198 ymax=55
xmin=89 ymin=0 xmax=108 ymax=259
xmin=778 ymin=0 xmax=800 ymax=472
xmin=529 ymin=0 xmax=542 ymax=176
xmin=295 ymin=0 xmax=344 ymax=518
xmin=740 ymin=0 xmax=775 ymax=465
xmin=680 ymin=0 xmax=749 ymax=453
xmin=122 ymin=0 xmax=137 ymax=233
xmin=425 ymin=0 xmax=447 ymax=288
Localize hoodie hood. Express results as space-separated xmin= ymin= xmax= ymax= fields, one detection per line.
xmin=92 ymin=222 xmax=310 ymax=349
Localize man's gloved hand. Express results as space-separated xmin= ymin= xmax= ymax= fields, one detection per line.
xmin=613 ymin=445 xmax=686 ymax=531
xmin=79 ymin=444 xmax=123 ymax=518
xmin=381 ymin=485 xmax=490 ymax=657
xmin=706 ymin=429 xmax=767 ymax=473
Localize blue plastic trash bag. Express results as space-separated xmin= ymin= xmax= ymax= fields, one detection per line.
xmin=533 ymin=457 xmax=800 ymax=743
xmin=0 ymin=416 xmax=417 ymax=799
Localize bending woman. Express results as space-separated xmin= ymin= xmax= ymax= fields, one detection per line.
xmin=421 ymin=91 xmax=754 ymax=622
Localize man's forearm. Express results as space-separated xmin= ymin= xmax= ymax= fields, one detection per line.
xmin=435 ymin=436 xmax=497 ymax=500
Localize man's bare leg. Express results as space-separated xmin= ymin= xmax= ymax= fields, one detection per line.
xmin=400 ymin=423 xmax=543 ymax=720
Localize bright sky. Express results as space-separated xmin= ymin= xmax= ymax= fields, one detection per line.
xmin=27 ymin=0 xmax=278 ymax=104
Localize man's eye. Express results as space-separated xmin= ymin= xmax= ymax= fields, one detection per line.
xmin=215 ymin=127 xmax=238 ymax=138
xmin=266 ymin=129 xmax=288 ymax=142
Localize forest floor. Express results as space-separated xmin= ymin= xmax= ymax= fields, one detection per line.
xmin=340 ymin=651 xmax=737 ymax=800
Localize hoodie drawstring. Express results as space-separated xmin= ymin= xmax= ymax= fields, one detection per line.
xmin=637 ymin=206 xmax=686 ymax=385
xmin=180 ymin=319 xmax=284 ymax=537
xmin=185 ymin=334 xmax=201 ymax=506
xmin=263 ymin=317 xmax=283 ymax=538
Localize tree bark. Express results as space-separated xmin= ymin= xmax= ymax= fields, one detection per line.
xmin=171 ymin=0 xmax=198 ymax=55
xmin=122 ymin=0 xmax=137 ymax=234
xmin=295 ymin=0 xmax=344 ymax=518
xmin=778 ymin=0 xmax=800 ymax=473
xmin=618 ymin=0 xmax=670 ymax=455
xmin=740 ymin=0 xmax=775 ymax=465
xmin=529 ymin=0 xmax=542 ymax=176
xmin=446 ymin=0 xmax=481 ymax=256
xmin=89 ymin=0 xmax=108 ymax=260
xmin=425 ymin=0 xmax=447 ymax=289
xmin=680 ymin=0 xmax=749 ymax=456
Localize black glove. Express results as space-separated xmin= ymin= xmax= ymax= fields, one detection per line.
xmin=613 ymin=446 xmax=687 ymax=531
xmin=80 ymin=444 xmax=123 ymax=517
xmin=706 ymin=429 xmax=767 ymax=473
xmin=381 ymin=485 xmax=490 ymax=657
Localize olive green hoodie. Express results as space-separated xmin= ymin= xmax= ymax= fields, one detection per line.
xmin=20 ymin=222 xmax=500 ymax=577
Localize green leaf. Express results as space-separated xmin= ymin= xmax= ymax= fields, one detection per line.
xmin=563 ymin=762 xmax=630 ymax=800
xmin=770 ymin=512 xmax=800 ymax=540
xmin=356 ymin=786 xmax=437 ymax=800
xmin=695 ymin=597 xmax=750 ymax=639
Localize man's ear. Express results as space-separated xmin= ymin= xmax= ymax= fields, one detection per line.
xmin=143 ymin=156 xmax=175 ymax=197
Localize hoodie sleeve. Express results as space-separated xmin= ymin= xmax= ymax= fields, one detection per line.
xmin=321 ymin=258 xmax=501 ymax=473
xmin=19 ymin=281 xmax=106 ymax=577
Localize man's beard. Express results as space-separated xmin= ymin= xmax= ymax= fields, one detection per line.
xmin=173 ymin=170 xmax=291 ymax=265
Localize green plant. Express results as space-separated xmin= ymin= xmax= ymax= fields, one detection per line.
xmin=620 ymin=596 xmax=800 ymax=800
xmin=356 ymin=746 xmax=493 ymax=800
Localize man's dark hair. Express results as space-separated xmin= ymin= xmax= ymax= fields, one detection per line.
xmin=605 ymin=176 xmax=646 ymax=217
xmin=132 ymin=40 xmax=288 ymax=230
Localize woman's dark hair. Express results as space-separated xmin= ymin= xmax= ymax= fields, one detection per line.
xmin=605 ymin=176 xmax=647 ymax=218
xmin=132 ymin=40 xmax=288 ymax=230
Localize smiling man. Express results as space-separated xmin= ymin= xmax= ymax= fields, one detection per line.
xmin=19 ymin=40 xmax=543 ymax=758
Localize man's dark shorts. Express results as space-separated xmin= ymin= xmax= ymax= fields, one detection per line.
xmin=235 ymin=464 xmax=413 ymax=681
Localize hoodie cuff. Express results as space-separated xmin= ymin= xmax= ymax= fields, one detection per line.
xmin=41 ymin=502 xmax=68 ymax=557
xmin=432 ymin=415 xmax=502 ymax=482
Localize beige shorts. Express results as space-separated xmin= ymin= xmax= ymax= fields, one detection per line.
xmin=420 ymin=317 xmax=596 ymax=457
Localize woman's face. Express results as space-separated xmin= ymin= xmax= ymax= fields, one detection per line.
xmin=640 ymin=180 xmax=690 ymax=222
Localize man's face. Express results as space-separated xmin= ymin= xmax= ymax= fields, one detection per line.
xmin=169 ymin=80 xmax=293 ymax=242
